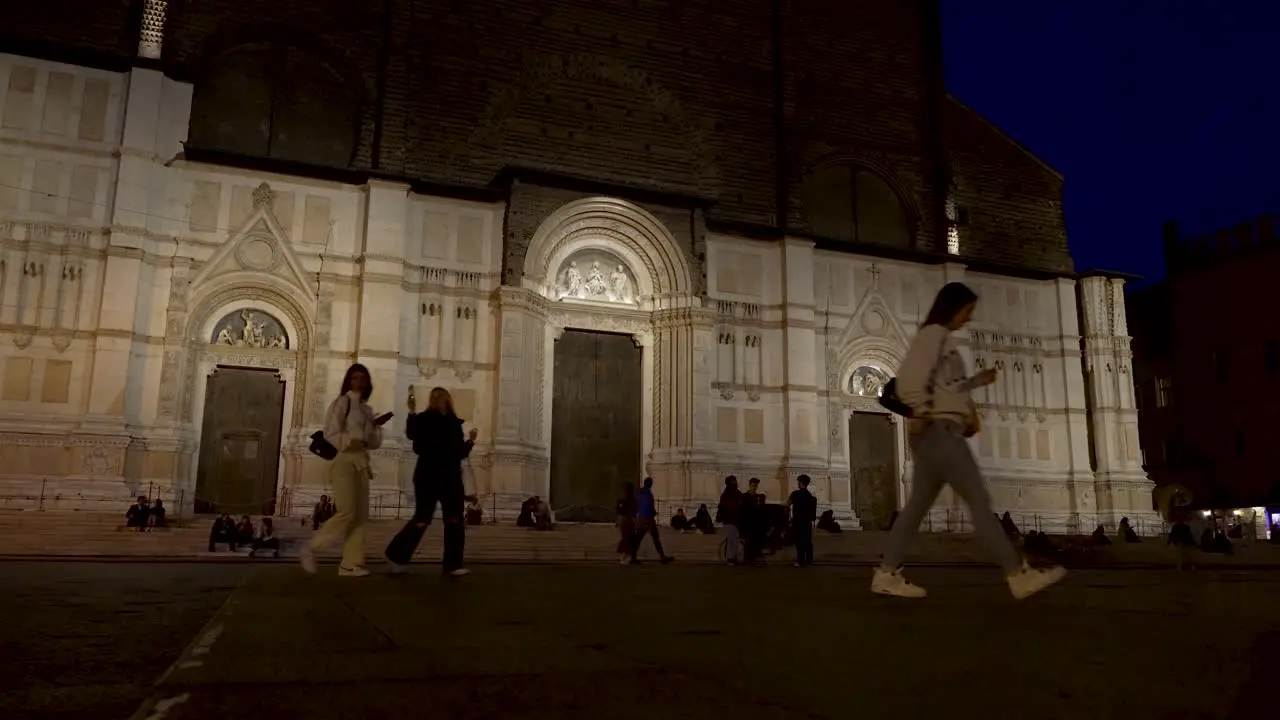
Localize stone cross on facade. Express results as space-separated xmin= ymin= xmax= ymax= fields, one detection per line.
xmin=867 ymin=263 xmax=881 ymax=289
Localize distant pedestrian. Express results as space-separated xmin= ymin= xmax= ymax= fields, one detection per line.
xmin=616 ymin=482 xmax=638 ymax=565
xmin=787 ymin=475 xmax=818 ymax=567
xmin=632 ymin=477 xmax=675 ymax=564
xmin=872 ymin=282 xmax=1065 ymax=600
xmin=717 ymin=476 xmax=744 ymax=565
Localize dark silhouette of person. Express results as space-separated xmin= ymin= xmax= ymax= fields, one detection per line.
xmin=616 ymin=482 xmax=637 ymax=564
xmin=817 ymin=509 xmax=842 ymax=533
xmin=787 ymin=475 xmax=818 ymax=566
xmin=742 ymin=478 xmax=765 ymax=564
xmin=716 ymin=476 xmax=744 ymax=564
xmin=208 ymin=513 xmax=237 ymax=552
xmin=312 ymin=495 xmax=336 ymax=530
xmin=693 ymin=504 xmax=715 ymax=534
xmin=125 ymin=496 xmax=150 ymax=530
xmin=670 ymin=508 xmax=692 ymax=531
xmin=149 ymin=499 xmax=166 ymax=528
xmin=385 ymin=387 xmax=476 ymax=576
xmin=1091 ymin=524 xmax=1112 ymax=546
xmin=632 ymin=477 xmax=674 ymax=564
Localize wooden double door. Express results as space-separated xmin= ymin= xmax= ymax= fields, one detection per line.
xmin=849 ymin=411 xmax=898 ymax=530
xmin=549 ymin=330 xmax=644 ymax=523
xmin=195 ymin=366 xmax=286 ymax=516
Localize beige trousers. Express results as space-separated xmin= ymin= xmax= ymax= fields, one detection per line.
xmin=309 ymin=450 xmax=370 ymax=568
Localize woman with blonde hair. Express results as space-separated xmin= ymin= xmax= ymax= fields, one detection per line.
xmin=302 ymin=363 xmax=391 ymax=577
xmin=385 ymin=386 xmax=478 ymax=576
xmin=872 ymin=282 xmax=1066 ymax=600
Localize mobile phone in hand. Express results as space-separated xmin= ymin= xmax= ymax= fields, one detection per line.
xmin=374 ymin=411 xmax=394 ymax=426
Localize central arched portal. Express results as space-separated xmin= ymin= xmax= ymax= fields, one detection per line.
xmin=490 ymin=197 xmax=710 ymax=522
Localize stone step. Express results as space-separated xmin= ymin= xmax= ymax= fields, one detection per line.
xmin=3 ymin=512 xmax=1278 ymax=567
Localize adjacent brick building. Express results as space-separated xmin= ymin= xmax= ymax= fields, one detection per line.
xmin=1132 ymin=219 xmax=1280 ymax=509
xmin=0 ymin=0 xmax=1152 ymax=531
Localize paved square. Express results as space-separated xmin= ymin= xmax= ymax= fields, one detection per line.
xmin=5 ymin=562 xmax=1278 ymax=719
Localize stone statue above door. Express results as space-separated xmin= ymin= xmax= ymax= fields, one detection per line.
xmin=554 ymin=249 xmax=638 ymax=305
xmin=209 ymin=308 xmax=290 ymax=349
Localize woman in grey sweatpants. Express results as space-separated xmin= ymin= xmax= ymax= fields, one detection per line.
xmin=871 ymin=282 xmax=1066 ymax=601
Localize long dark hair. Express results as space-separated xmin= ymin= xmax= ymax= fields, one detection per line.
xmin=339 ymin=363 xmax=373 ymax=401
xmin=922 ymin=282 xmax=979 ymax=327
xmin=427 ymin=387 xmax=459 ymax=419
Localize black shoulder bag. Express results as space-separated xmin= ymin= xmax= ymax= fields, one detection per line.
xmin=308 ymin=395 xmax=351 ymax=461
xmin=879 ymin=331 xmax=949 ymax=418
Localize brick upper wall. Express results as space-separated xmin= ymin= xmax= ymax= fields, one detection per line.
xmin=0 ymin=0 xmax=141 ymax=64
xmin=944 ymin=97 xmax=1073 ymax=273
xmin=4 ymin=0 xmax=1076 ymax=275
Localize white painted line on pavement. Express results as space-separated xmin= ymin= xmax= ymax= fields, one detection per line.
xmin=141 ymin=693 xmax=190 ymax=720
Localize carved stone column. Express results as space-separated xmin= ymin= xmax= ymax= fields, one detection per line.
xmin=646 ymin=306 xmax=717 ymax=506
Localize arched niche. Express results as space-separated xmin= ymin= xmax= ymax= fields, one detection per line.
xmin=801 ymin=164 xmax=914 ymax=248
xmin=523 ymin=197 xmax=694 ymax=310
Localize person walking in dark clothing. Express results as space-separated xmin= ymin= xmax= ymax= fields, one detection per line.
xmin=632 ymin=477 xmax=675 ymax=564
xmin=788 ymin=474 xmax=818 ymax=566
xmin=385 ymin=387 xmax=477 ymax=576
xmin=716 ymin=476 xmax=744 ymax=565
xmin=742 ymin=477 xmax=765 ymax=564
xmin=616 ymin=482 xmax=638 ymax=564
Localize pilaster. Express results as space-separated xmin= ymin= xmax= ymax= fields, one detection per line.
xmin=82 ymin=68 xmax=170 ymax=436
xmin=356 ymin=181 xmax=410 ymax=433
xmin=779 ymin=238 xmax=823 ymax=477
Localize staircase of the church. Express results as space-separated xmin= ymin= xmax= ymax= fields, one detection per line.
xmin=0 ymin=510 xmax=736 ymax=563
xmin=3 ymin=511 xmax=1278 ymax=567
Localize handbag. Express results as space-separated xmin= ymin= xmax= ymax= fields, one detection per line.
xmin=308 ymin=395 xmax=351 ymax=461
xmin=878 ymin=330 xmax=949 ymax=418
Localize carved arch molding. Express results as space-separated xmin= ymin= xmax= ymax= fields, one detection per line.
xmin=175 ymin=284 xmax=315 ymax=428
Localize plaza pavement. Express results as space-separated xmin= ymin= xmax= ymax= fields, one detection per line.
xmin=4 ymin=562 xmax=1275 ymax=719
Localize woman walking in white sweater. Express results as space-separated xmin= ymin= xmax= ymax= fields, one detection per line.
xmin=301 ymin=363 xmax=391 ymax=577
xmin=871 ymin=282 xmax=1066 ymax=600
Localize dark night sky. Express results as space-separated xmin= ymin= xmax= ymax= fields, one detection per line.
xmin=941 ymin=2 xmax=1280 ymax=285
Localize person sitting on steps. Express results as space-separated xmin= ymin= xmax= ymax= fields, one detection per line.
xmin=251 ymin=518 xmax=280 ymax=558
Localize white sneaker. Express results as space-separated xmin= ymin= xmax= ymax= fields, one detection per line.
xmin=447 ymin=568 xmax=471 ymax=577
xmin=871 ymin=567 xmax=927 ymax=598
xmin=299 ymin=546 xmax=316 ymax=575
xmin=1007 ymin=564 xmax=1066 ymax=600
xmin=619 ymin=555 xmax=630 ymax=565
xmin=337 ymin=565 xmax=370 ymax=577
xmin=387 ymin=562 xmax=409 ymax=574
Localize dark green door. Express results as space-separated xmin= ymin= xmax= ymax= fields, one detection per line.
xmin=195 ymin=366 xmax=286 ymax=516
xmin=849 ymin=411 xmax=898 ymax=530
xmin=550 ymin=330 xmax=643 ymax=523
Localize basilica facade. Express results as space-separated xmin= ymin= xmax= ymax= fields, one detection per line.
xmin=0 ymin=0 xmax=1155 ymax=531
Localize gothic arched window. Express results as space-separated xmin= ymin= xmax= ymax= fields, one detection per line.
xmin=188 ymin=43 xmax=361 ymax=168
xmin=801 ymin=166 xmax=911 ymax=247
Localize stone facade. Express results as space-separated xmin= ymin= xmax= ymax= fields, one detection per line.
xmin=0 ymin=1 xmax=1156 ymax=531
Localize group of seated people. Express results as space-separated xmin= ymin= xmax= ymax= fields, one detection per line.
xmin=208 ymin=513 xmax=280 ymax=557
xmin=516 ymin=496 xmax=554 ymax=530
xmin=124 ymin=496 xmax=166 ymax=531
xmin=669 ymin=505 xmax=716 ymax=533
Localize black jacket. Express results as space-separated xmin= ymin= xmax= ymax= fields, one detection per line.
xmin=405 ymin=410 xmax=474 ymax=481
